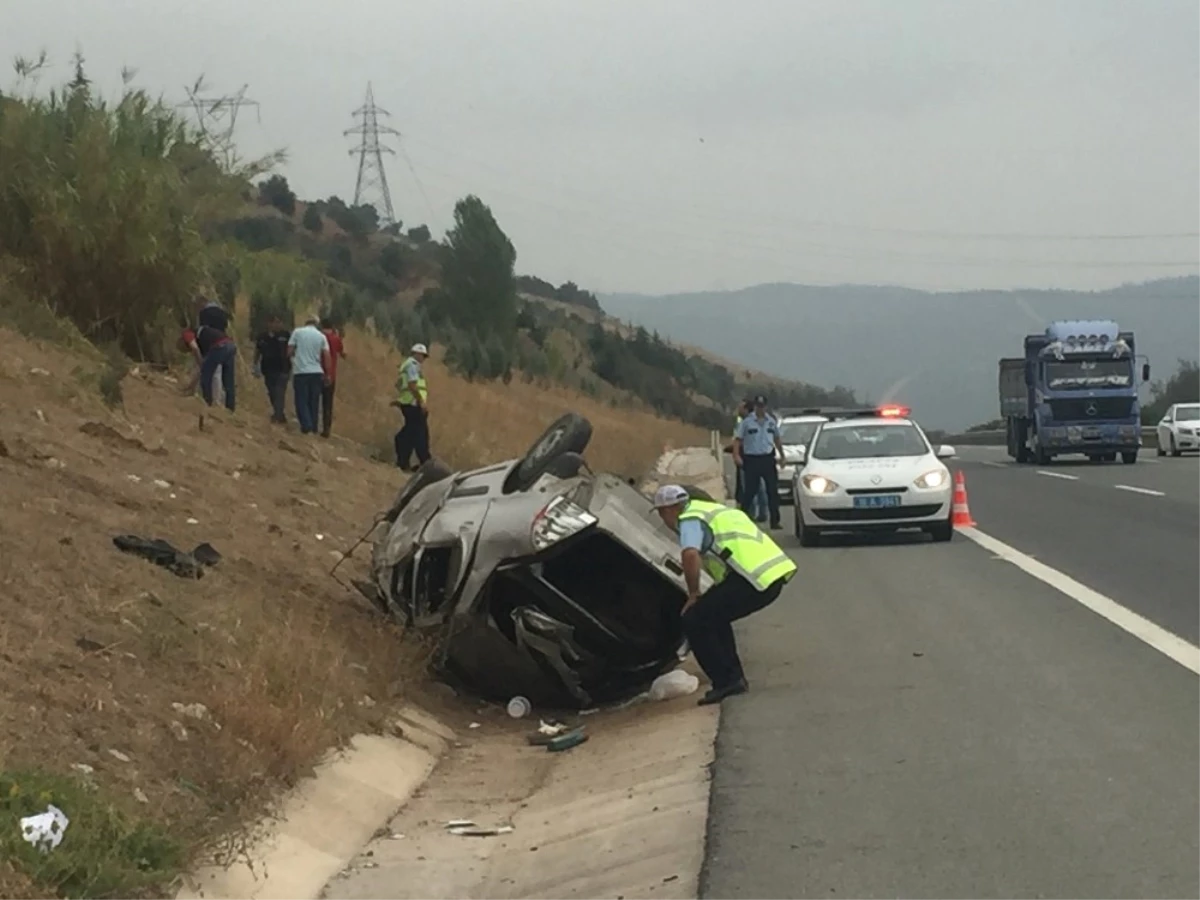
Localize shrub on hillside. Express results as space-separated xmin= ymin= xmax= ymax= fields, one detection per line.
xmin=0 ymin=56 xmax=262 ymax=360
xmin=259 ymin=174 xmax=297 ymax=216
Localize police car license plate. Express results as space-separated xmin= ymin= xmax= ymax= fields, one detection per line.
xmin=853 ymin=495 xmax=901 ymax=509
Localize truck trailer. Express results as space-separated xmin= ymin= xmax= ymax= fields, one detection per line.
xmin=999 ymin=319 xmax=1150 ymax=465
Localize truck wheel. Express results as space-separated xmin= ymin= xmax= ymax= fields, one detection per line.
xmin=1121 ymin=451 xmax=1138 ymax=465
xmin=504 ymin=413 xmax=593 ymax=494
xmin=1034 ymin=444 xmax=1051 ymax=465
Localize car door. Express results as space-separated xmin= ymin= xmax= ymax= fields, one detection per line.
xmin=1158 ymin=407 xmax=1174 ymax=448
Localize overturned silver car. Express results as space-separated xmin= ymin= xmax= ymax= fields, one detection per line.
xmin=357 ymin=414 xmax=712 ymax=708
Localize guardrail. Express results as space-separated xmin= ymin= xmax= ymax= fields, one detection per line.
xmin=710 ymin=427 xmax=1162 ymax=451
xmin=940 ymin=426 xmax=1160 ymax=450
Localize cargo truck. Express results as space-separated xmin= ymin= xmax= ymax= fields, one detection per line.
xmin=999 ymin=319 xmax=1150 ymax=465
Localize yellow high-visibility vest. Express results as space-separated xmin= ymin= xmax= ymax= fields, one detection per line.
xmin=679 ymin=498 xmax=796 ymax=591
xmin=396 ymin=356 xmax=428 ymax=405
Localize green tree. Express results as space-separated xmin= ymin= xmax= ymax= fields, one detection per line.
xmin=439 ymin=195 xmax=518 ymax=339
xmin=259 ymin=174 xmax=296 ymax=216
xmin=379 ymin=242 xmax=407 ymax=279
xmin=302 ymin=204 xmax=323 ymax=233
xmin=407 ymin=224 xmax=431 ymax=243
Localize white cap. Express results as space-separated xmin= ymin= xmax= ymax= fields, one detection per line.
xmin=411 ymin=343 xmax=429 ymax=355
xmin=652 ymin=484 xmax=690 ymax=508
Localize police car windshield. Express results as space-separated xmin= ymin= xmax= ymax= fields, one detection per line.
xmin=1176 ymin=404 xmax=1200 ymax=422
xmin=811 ymin=423 xmax=929 ymax=460
xmin=779 ymin=421 xmax=820 ymax=446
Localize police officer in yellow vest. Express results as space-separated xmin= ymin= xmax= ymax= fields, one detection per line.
xmin=652 ymin=484 xmax=797 ymax=705
xmin=393 ymin=342 xmax=431 ymax=471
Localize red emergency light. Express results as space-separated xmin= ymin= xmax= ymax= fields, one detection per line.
xmin=877 ymin=405 xmax=910 ymax=418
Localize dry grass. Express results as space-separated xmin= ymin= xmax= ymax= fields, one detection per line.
xmin=333 ymin=323 xmax=708 ymax=474
xmin=0 ymin=307 xmax=706 ymax=897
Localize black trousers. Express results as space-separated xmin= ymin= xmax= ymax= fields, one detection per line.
xmin=682 ymin=573 xmax=786 ymax=689
xmin=394 ymin=404 xmax=430 ymax=469
xmin=741 ymin=454 xmax=781 ymax=525
xmin=263 ymin=371 xmax=288 ymax=422
xmin=320 ymin=381 xmax=336 ymax=436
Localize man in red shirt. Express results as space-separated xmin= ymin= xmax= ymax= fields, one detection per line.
xmin=319 ymin=317 xmax=347 ymax=438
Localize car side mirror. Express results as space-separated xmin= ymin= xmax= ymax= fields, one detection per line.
xmin=1142 ymin=363 xmax=1151 ymax=382
xmin=935 ymin=444 xmax=957 ymax=460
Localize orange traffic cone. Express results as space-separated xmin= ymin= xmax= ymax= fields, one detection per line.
xmin=951 ymin=470 xmax=976 ymax=527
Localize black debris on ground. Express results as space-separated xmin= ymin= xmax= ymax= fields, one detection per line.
xmin=112 ymin=534 xmax=221 ymax=579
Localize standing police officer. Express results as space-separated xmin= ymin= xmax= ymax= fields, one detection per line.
xmin=733 ymin=394 xmax=784 ymax=530
xmin=393 ymin=343 xmax=430 ymax=471
xmin=653 ymin=484 xmax=796 ymax=704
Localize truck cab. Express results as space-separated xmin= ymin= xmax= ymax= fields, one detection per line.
xmin=1000 ymin=319 xmax=1150 ymax=465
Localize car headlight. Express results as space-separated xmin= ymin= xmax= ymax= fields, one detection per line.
xmin=914 ymin=468 xmax=949 ymax=489
xmin=801 ymin=473 xmax=839 ymax=494
xmin=530 ymin=495 xmax=597 ymax=551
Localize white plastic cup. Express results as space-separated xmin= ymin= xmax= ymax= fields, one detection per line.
xmin=507 ymin=696 xmax=532 ymax=718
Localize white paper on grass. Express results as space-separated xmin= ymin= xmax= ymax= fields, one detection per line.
xmin=20 ymin=805 xmax=69 ymax=853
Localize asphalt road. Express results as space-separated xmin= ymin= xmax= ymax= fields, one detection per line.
xmin=702 ymin=450 xmax=1199 ymax=899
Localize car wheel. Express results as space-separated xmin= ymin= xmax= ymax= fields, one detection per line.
xmin=927 ymin=516 xmax=954 ymax=543
xmin=1156 ymin=434 xmax=1166 ymax=457
xmin=796 ymin=512 xmax=820 ymax=547
xmin=678 ymin=483 xmax=715 ymax=502
xmin=1171 ymin=435 xmax=1182 ymax=458
xmin=385 ymin=458 xmax=453 ymax=522
xmin=504 ymin=413 xmax=593 ymax=494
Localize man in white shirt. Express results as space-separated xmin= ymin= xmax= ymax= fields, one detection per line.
xmin=287 ymin=317 xmax=332 ymax=435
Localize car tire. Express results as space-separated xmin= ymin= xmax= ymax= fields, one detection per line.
xmin=504 ymin=413 xmax=593 ymax=494
xmin=385 ymin=458 xmax=453 ymax=522
xmin=1156 ymin=436 xmax=1166 ymax=457
xmin=796 ymin=511 xmax=820 ymax=548
xmin=679 ymin=483 xmax=715 ymax=502
xmin=1170 ymin=436 xmax=1182 ymax=458
xmin=546 ymin=451 xmax=587 ymax=479
xmin=927 ymin=517 xmax=954 ymax=543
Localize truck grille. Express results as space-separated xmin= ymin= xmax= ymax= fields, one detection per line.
xmin=1047 ymin=397 xmax=1135 ymax=421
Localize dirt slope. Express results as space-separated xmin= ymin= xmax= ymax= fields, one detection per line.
xmin=0 ymin=321 xmax=706 ymax=897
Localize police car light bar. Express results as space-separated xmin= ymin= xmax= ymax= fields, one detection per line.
xmin=790 ymin=406 xmax=912 ymax=421
xmin=877 ymin=404 xmax=910 ymax=418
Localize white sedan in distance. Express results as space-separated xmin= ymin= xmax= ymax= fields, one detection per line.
xmin=774 ymin=411 xmax=828 ymax=506
xmin=1155 ymin=402 xmax=1200 ymax=457
xmin=790 ymin=406 xmax=957 ymax=547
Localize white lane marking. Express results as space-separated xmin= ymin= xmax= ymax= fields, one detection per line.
xmin=1036 ymin=470 xmax=1079 ymax=480
xmin=1114 ymin=484 xmax=1166 ymax=497
xmin=960 ymin=526 xmax=1200 ymax=676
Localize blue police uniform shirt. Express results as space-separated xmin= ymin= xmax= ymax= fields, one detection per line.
xmin=736 ymin=412 xmax=780 ymax=456
xmin=401 ymin=356 xmax=422 ymax=385
xmin=679 ymin=518 xmax=713 ymax=553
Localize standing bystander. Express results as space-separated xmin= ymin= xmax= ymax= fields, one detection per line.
xmin=253 ymin=315 xmax=291 ymax=424
xmin=318 ymin=317 xmax=347 ymax=438
xmin=287 ymin=316 xmax=331 ymax=435
xmin=193 ymin=297 xmax=236 ymax=412
xmin=393 ymin=343 xmax=430 ymax=471
xmin=733 ymin=395 xmax=784 ymax=530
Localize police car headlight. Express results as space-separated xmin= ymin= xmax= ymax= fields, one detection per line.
xmin=801 ymin=474 xmax=839 ymax=494
xmin=531 ymin=495 xmax=597 ymax=551
xmin=914 ymin=468 xmax=948 ymax=490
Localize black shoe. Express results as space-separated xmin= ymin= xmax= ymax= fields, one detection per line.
xmin=697 ymin=679 xmax=749 ymax=706
xmin=770 ymin=521 xmax=782 ymax=530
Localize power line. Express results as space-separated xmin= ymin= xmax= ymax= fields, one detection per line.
xmin=344 ymin=83 xmax=398 ymax=226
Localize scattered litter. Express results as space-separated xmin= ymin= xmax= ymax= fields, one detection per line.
xmin=185 ymin=517 xmax=199 ymax=525
xmin=108 ymin=749 xmax=131 ymax=763
xmin=546 ymin=729 xmax=589 ymax=753
xmin=133 ymin=788 xmax=149 ymax=804
xmin=649 ymin=669 xmax=700 ymax=701
xmin=359 ymin=861 xmax=379 ymax=869
xmin=336 ymin=456 xmax=351 ymax=463
xmin=526 ymin=720 xmax=577 ymax=746
xmin=29 ymin=367 xmax=51 ymax=377
xmin=663 ymin=875 xmax=679 ymax=884
xmin=359 ymin=695 xmax=376 ymax=708
xmin=70 ymin=763 xmax=94 ymax=775
xmin=468 ymin=722 xmax=481 ymax=729
xmin=19 ymin=805 xmax=69 ymax=853
xmin=153 ymin=479 xmax=171 ymax=489
xmin=387 ymin=831 xmax=405 ymax=840
xmin=315 ymin=533 xmax=325 ymax=541
xmin=169 ymin=721 xmax=189 ymax=742
xmin=113 ymin=534 xmax=220 ymax=579
xmin=169 ymin=493 xmax=177 ymax=499
xmin=43 ymin=456 xmax=64 ymax=469
xmin=349 ymin=663 xmax=369 ymax=674
xmin=506 ymin=695 xmax=532 ymax=719
xmin=35 ymin=409 xmax=46 ymax=423
xmin=172 ymin=702 xmax=211 ymax=721
xmin=445 ymin=819 xmax=514 ymax=837
xmin=126 ymin=474 xmax=142 ymax=483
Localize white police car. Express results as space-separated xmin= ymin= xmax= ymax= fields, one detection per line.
xmin=790 ymin=406 xmax=957 ymax=546
xmin=775 ymin=411 xmax=829 ymax=506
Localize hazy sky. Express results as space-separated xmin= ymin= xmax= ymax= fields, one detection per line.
xmin=4 ymin=0 xmax=1198 ymax=295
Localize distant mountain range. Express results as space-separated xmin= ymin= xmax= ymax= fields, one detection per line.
xmin=601 ymin=277 xmax=1200 ymax=431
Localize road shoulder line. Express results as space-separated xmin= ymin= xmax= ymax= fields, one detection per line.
xmin=959 ymin=526 xmax=1200 ymax=675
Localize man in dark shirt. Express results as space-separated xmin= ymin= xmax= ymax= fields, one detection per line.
xmin=253 ymin=315 xmax=292 ymax=423
xmin=194 ymin=297 xmax=236 ymax=412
